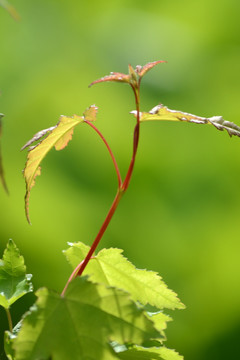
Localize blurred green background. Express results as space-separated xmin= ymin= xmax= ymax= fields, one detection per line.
xmin=1 ymin=0 xmax=240 ymax=358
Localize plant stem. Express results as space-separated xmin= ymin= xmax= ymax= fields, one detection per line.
xmin=62 ymin=83 xmax=141 ymax=296
xmin=84 ymin=120 xmax=122 ymax=188
xmin=5 ymin=308 xmax=13 ymax=332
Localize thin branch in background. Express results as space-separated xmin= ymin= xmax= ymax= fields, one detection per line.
xmin=0 ymin=0 xmax=20 ymax=21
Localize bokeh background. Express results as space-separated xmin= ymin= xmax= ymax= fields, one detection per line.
xmin=1 ymin=0 xmax=240 ymax=358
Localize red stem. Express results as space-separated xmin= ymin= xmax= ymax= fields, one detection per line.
xmin=84 ymin=120 xmax=122 ymax=188
xmin=62 ymin=85 xmax=140 ymax=296
xmin=61 ymin=190 xmax=123 ymax=296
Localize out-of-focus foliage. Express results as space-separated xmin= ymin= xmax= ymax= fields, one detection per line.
xmin=0 ymin=0 xmax=20 ymax=20
xmin=1 ymin=1 xmax=240 ymax=359
xmin=0 ymin=114 xmax=9 ymax=194
xmin=0 ymin=239 xmax=32 ymax=309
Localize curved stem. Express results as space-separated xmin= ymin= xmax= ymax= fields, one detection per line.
xmin=84 ymin=120 xmax=122 ymax=188
xmin=62 ymin=83 xmax=141 ymax=296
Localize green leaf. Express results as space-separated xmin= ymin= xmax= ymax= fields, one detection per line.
xmin=0 ymin=0 xmax=20 ymax=20
xmin=0 ymin=239 xmax=33 ymax=309
xmin=115 ymin=345 xmax=183 ymax=360
xmin=132 ymin=104 xmax=240 ymax=137
xmin=0 ymin=114 xmax=9 ymax=194
xmin=146 ymin=312 xmax=172 ymax=337
xmin=22 ymin=113 xmax=86 ymax=223
xmin=5 ymin=321 xmax=22 ymax=359
xmin=64 ymin=243 xmax=184 ymax=310
xmin=4 ymin=331 xmax=16 ymax=360
xmin=14 ymin=277 xmax=160 ymax=360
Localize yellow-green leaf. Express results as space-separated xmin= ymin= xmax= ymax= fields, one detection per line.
xmin=23 ymin=114 xmax=84 ymax=223
xmin=83 ymin=104 xmax=98 ymax=122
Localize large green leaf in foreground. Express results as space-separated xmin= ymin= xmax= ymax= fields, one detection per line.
xmin=14 ymin=277 xmax=160 ymax=360
xmin=64 ymin=242 xmax=184 ymax=310
xmin=0 ymin=239 xmax=33 ymax=309
xmin=132 ymin=104 xmax=240 ymax=137
xmin=116 ymin=345 xmax=183 ymax=360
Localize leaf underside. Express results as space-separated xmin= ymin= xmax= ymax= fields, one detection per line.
xmin=14 ymin=277 xmax=161 ymax=360
xmin=0 ymin=115 xmax=9 ymax=194
xmin=0 ymin=239 xmax=33 ymax=309
xmin=64 ymin=242 xmax=184 ymax=310
xmin=133 ymin=104 xmax=240 ymax=137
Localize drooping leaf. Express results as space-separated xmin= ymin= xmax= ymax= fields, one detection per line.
xmin=133 ymin=104 xmax=240 ymax=137
xmin=89 ymin=61 xmax=166 ymax=87
xmin=0 ymin=239 xmax=33 ymax=309
xmin=64 ymin=242 xmax=184 ymax=310
xmin=14 ymin=277 xmax=160 ymax=360
xmin=22 ymin=113 xmax=86 ymax=223
xmin=115 ymin=345 xmax=183 ymax=360
xmin=0 ymin=0 xmax=20 ymax=20
xmin=0 ymin=114 xmax=9 ymax=194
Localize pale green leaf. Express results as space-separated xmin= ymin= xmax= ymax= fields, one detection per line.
xmin=0 ymin=239 xmax=33 ymax=309
xmin=132 ymin=104 xmax=240 ymax=137
xmin=116 ymin=345 xmax=183 ymax=360
xmin=64 ymin=243 xmax=185 ymax=310
xmin=22 ymin=114 xmax=84 ymax=223
xmin=14 ymin=277 xmax=160 ymax=360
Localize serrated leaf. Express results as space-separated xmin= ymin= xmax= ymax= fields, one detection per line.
xmin=115 ymin=345 xmax=183 ymax=360
xmin=0 ymin=239 xmax=33 ymax=309
xmin=133 ymin=104 xmax=240 ymax=137
xmin=0 ymin=114 xmax=9 ymax=194
xmin=146 ymin=312 xmax=172 ymax=334
xmin=0 ymin=0 xmax=20 ymax=20
xmin=14 ymin=277 xmax=160 ymax=360
xmin=22 ymin=114 xmax=84 ymax=223
xmin=64 ymin=243 xmax=184 ymax=310
xmin=83 ymin=104 xmax=98 ymax=122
